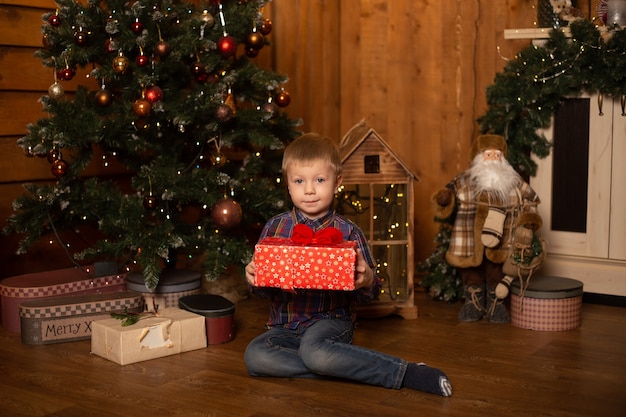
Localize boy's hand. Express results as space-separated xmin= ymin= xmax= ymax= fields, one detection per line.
xmin=354 ymin=249 xmax=374 ymax=290
xmin=245 ymin=261 xmax=256 ymax=286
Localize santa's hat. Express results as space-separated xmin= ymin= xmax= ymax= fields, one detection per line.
xmin=470 ymin=134 xmax=507 ymax=159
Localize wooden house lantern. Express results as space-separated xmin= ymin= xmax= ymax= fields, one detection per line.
xmin=336 ymin=120 xmax=418 ymax=319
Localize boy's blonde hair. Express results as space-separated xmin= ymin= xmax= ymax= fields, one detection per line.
xmin=282 ymin=133 xmax=342 ymax=179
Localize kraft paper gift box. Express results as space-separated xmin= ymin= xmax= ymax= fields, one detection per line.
xmin=91 ymin=307 xmax=207 ymax=365
xmin=253 ymin=225 xmax=357 ymax=291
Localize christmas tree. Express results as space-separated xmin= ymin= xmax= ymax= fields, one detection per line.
xmin=3 ymin=0 xmax=301 ymax=290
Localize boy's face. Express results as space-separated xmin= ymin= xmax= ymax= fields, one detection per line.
xmin=285 ymin=159 xmax=342 ymax=220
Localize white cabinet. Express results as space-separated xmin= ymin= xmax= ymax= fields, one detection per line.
xmin=531 ymin=93 xmax=626 ymax=296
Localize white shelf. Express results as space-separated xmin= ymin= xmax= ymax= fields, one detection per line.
xmin=503 ymin=27 xmax=571 ymax=40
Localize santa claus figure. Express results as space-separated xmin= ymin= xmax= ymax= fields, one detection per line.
xmin=432 ymin=134 xmax=542 ymax=323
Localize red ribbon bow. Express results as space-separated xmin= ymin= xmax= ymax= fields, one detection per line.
xmin=291 ymin=224 xmax=344 ymax=245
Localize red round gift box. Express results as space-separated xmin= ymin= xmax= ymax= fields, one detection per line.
xmin=178 ymin=294 xmax=235 ymax=344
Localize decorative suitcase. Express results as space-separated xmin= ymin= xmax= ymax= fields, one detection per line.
xmin=510 ymin=275 xmax=583 ymax=331
xmin=179 ymin=294 xmax=235 ymax=345
xmin=1 ymin=265 xmax=126 ymax=333
xmin=19 ymin=291 xmax=143 ymax=345
xmin=126 ymin=269 xmax=202 ymax=311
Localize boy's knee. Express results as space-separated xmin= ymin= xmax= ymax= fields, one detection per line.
xmin=299 ymin=344 xmax=332 ymax=374
xmin=244 ymin=342 xmax=265 ymax=375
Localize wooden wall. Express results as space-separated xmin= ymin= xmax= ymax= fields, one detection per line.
xmin=0 ymin=0 xmax=598 ymax=279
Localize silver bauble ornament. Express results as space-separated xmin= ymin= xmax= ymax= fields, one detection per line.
xmin=48 ymin=82 xmax=64 ymax=99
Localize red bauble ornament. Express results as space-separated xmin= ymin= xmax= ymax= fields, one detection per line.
xmin=274 ymin=90 xmax=291 ymax=107
xmin=48 ymin=14 xmax=61 ymax=27
xmin=260 ymin=19 xmax=272 ymax=35
xmin=131 ymin=19 xmax=144 ymax=34
xmin=74 ymin=28 xmax=88 ymax=46
xmin=211 ymin=198 xmax=242 ymax=229
xmin=95 ymin=88 xmax=113 ymax=107
xmin=42 ymin=34 xmax=53 ymax=49
xmin=217 ymin=35 xmax=237 ymax=58
xmin=145 ymin=86 xmax=163 ymax=103
xmin=245 ymin=47 xmax=259 ymax=58
xmin=133 ymin=98 xmax=152 ymax=117
xmin=143 ymin=195 xmax=158 ymax=210
xmin=105 ymin=38 xmax=117 ymax=53
xmin=57 ymin=67 xmax=75 ymax=81
xmin=191 ymin=62 xmax=206 ymax=77
xmin=47 ymin=149 xmax=62 ymax=164
xmin=136 ymin=54 xmax=149 ymax=67
xmin=51 ymin=159 xmax=69 ymax=178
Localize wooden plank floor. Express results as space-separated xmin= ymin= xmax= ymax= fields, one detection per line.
xmin=1 ymin=291 xmax=625 ymax=417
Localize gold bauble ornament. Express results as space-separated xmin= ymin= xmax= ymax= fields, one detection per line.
xmin=112 ymin=52 xmax=130 ymax=74
xmin=200 ymin=10 xmax=215 ymax=26
xmin=95 ymin=88 xmax=113 ymax=107
xmin=245 ymin=32 xmax=265 ymax=50
xmin=133 ymin=98 xmax=152 ymax=117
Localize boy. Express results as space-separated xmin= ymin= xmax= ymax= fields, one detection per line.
xmin=244 ymin=133 xmax=452 ymax=396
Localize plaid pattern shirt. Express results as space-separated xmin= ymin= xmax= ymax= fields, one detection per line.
xmin=251 ymin=208 xmax=381 ymax=329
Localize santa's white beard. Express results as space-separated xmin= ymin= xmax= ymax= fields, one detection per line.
xmin=468 ymin=154 xmax=521 ymax=204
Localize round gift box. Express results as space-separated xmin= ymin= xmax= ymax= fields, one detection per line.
xmin=126 ymin=269 xmax=202 ymax=310
xmin=510 ymin=275 xmax=583 ymax=331
xmin=178 ymin=294 xmax=235 ymax=345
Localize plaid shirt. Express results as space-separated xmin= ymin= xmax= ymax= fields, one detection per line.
xmin=441 ymin=171 xmax=540 ymax=266
xmin=251 ymin=208 xmax=381 ymax=329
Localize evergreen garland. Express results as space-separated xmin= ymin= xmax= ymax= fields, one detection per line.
xmin=419 ymin=19 xmax=626 ymax=301
xmin=417 ymin=214 xmax=463 ymax=303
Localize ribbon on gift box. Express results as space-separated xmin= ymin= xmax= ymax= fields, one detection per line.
xmin=291 ymin=224 xmax=344 ymax=245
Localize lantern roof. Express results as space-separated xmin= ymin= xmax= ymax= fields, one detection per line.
xmin=339 ymin=119 xmax=419 ymax=181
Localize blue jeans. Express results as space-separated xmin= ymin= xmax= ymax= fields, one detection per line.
xmin=244 ymin=317 xmax=408 ymax=389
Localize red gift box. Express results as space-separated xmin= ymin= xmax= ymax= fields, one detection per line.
xmin=253 ymin=225 xmax=357 ymax=291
